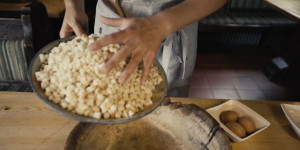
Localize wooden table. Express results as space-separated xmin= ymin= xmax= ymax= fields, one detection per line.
xmin=265 ymin=0 xmax=300 ymax=23
xmin=1 ymin=92 xmax=300 ymax=150
xmin=0 ymin=0 xmax=65 ymax=18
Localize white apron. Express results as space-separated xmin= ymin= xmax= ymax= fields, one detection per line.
xmin=94 ymin=0 xmax=198 ymax=97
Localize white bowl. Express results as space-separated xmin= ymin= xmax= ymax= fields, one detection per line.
xmin=281 ymin=103 xmax=300 ymax=138
xmin=206 ymin=99 xmax=270 ymax=142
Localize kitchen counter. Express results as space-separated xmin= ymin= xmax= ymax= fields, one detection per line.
xmin=0 ymin=92 xmax=299 ymax=149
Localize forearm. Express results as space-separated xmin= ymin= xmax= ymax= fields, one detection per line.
xmin=153 ymin=0 xmax=227 ymax=38
xmin=64 ymin=0 xmax=85 ymax=12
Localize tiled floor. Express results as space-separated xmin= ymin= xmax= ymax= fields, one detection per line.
xmin=188 ymin=54 xmax=300 ymax=101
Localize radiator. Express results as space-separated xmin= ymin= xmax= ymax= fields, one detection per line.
xmin=198 ymin=32 xmax=262 ymax=47
xmin=229 ymin=0 xmax=269 ymax=9
xmin=0 ymin=40 xmax=29 ymax=81
xmin=0 ymin=85 xmax=32 ymax=92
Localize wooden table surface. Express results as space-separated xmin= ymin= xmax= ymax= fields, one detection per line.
xmin=0 ymin=0 xmax=65 ymax=18
xmin=265 ymin=0 xmax=300 ymax=23
xmin=1 ymin=92 xmax=300 ymax=150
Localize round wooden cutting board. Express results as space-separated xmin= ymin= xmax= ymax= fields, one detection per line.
xmin=65 ymin=100 xmax=232 ymax=150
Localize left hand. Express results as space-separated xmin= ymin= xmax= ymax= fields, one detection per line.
xmin=88 ymin=16 xmax=168 ymax=84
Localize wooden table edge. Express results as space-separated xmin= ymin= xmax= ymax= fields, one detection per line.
xmin=264 ymin=0 xmax=300 ymax=23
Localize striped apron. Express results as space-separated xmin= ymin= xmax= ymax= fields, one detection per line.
xmin=94 ymin=0 xmax=198 ymax=97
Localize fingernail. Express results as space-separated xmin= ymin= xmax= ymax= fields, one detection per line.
xmin=87 ymin=46 xmax=92 ymax=51
xmin=100 ymin=15 xmax=107 ymax=19
xmin=87 ymin=45 xmax=94 ymax=51
xmin=103 ymin=66 xmax=109 ymax=74
xmin=118 ymin=75 xmax=125 ymax=84
xmin=140 ymin=77 xmax=145 ymax=85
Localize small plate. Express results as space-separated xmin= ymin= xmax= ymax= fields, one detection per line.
xmin=281 ymin=103 xmax=300 ymax=138
xmin=206 ymin=99 xmax=270 ymax=142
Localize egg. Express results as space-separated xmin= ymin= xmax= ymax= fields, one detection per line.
xmin=220 ymin=110 xmax=238 ymax=123
xmin=238 ymin=116 xmax=256 ymax=133
xmin=226 ymin=122 xmax=246 ymax=138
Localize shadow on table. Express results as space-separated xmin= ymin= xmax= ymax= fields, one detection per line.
xmin=269 ymin=103 xmax=299 ymax=139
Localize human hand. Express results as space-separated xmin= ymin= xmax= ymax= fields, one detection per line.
xmin=88 ymin=16 xmax=168 ymax=84
xmin=59 ymin=4 xmax=88 ymax=38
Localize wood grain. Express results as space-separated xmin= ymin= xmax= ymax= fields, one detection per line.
xmin=0 ymin=92 xmax=77 ymax=150
xmin=1 ymin=92 xmax=300 ymax=150
xmin=0 ymin=0 xmax=65 ymax=18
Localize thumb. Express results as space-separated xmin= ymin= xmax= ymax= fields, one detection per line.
xmin=60 ymin=22 xmax=73 ymax=38
xmin=70 ymin=21 xmax=86 ymax=36
xmin=100 ymin=16 xmax=126 ymax=28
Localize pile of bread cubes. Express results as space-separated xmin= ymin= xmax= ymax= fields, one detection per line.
xmin=35 ymin=34 xmax=163 ymax=119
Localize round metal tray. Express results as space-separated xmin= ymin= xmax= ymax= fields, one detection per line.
xmin=65 ymin=101 xmax=232 ymax=150
xmin=28 ymin=36 xmax=168 ymax=124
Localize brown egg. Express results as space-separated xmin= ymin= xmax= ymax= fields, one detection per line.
xmin=238 ymin=117 xmax=256 ymax=133
xmin=220 ymin=110 xmax=238 ymax=123
xmin=226 ymin=122 xmax=246 ymax=138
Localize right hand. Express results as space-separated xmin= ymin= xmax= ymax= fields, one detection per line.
xmin=88 ymin=16 xmax=168 ymax=84
xmin=59 ymin=5 xmax=88 ymax=38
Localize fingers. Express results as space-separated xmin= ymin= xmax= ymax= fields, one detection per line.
xmin=60 ymin=30 xmax=73 ymax=39
xmin=60 ymin=21 xmax=87 ymax=38
xmin=87 ymin=30 xmax=127 ymax=51
xmin=71 ymin=21 xmax=86 ymax=36
xmin=118 ymin=51 xmax=144 ymax=84
xmin=60 ymin=22 xmax=73 ymax=38
xmin=103 ymin=44 xmax=133 ymax=73
xmin=141 ymin=51 xmax=156 ymax=85
xmin=87 ymin=17 xmax=128 ymax=51
xmin=100 ymin=16 xmax=126 ymax=28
